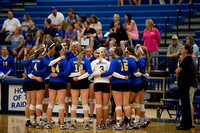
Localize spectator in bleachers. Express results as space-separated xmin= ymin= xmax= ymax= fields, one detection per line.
xmin=5 ymin=27 xmax=24 ymax=57
xmin=75 ymin=22 xmax=83 ymax=44
xmin=21 ymin=14 xmax=30 ymax=31
xmin=63 ymin=23 xmax=77 ymax=46
xmin=104 ymin=14 xmax=120 ymax=46
xmin=43 ymin=34 xmax=53 ymax=46
xmin=109 ymin=21 xmax=129 ymax=53
xmin=186 ymin=36 xmax=200 ymax=58
xmin=1 ymin=11 xmax=21 ymax=36
xmin=0 ymin=46 xmax=16 ymax=78
xmin=17 ymin=32 xmax=35 ymax=59
xmin=66 ymin=8 xmax=80 ymax=24
xmin=35 ymin=30 xmax=44 ymax=47
xmin=90 ymin=15 xmax=103 ymax=39
xmin=124 ymin=13 xmax=139 ymax=47
xmin=166 ymin=35 xmax=182 ymax=72
xmin=44 ymin=18 xmax=57 ymax=38
xmin=80 ymin=14 xmax=88 ymax=25
xmin=54 ymin=36 xmax=63 ymax=46
xmin=143 ymin=19 xmax=161 ymax=70
xmin=80 ymin=20 xmax=99 ymax=49
xmin=48 ymin=6 xmax=64 ymax=28
xmin=118 ymin=0 xmax=124 ymax=5
xmin=27 ymin=19 xmax=39 ymax=39
xmin=56 ymin=20 xmax=68 ymax=39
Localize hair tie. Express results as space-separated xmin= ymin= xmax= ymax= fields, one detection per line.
xmin=49 ymin=43 xmax=55 ymax=49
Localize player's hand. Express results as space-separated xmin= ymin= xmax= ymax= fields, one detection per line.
xmin=60 ymin=55 xmax=66 ymax=59
xmin=51 ymin=73 xmax=58 ymax=77
xmin=36 ymin=77 xmax=43 ymax=82
xmin=73 ymin=77 xmax=79 ymax=81
xmin=175 ymin=73 xmax=179 ymax=77
xmin=23 ymin=73 xmax=27 ymax=78
xmin=124 ymin=76 xmax=129 ymax=80
xmin=94 ymin=75 xmax=100 ymax=78
xmin=80 ymin=70 xmax=85 ymax=75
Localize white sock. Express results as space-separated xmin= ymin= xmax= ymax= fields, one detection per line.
xmin=140 ymin=118 xmax=144 ymax=124
xmin=30 ymin=116 xmax=35 ymax=123
xmin=144 ymin=113 xmax=149 ymax=119
xmin=26 ymin=118 xmax=30 ymax=121
xmin=42 ymin=113 xmax=47 ymax=119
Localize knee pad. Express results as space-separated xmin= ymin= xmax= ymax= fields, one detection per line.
xmin=42 ymin=98 xmax=49 ymax=104
xmin=83 ymin=104 xmax=89 ymax=111
xmin=65 ymin=97 xmax=70 ymax=103
xmin=36 ymin=104 xmax=43 ymax=111
xmin=48 ymin=103 xmax=54 ymax=109
xmin=133 ymin=103 xmax=140 ymax=109
xmin=140 ymin=104 xmax=145 ymax=112
xmin=115 ymin=106 xmax=122 ymax=111
xmin=88 ymin=99 xmax=95 ymax=104
xmin=71 ymin=104 xmax=77 ymax=111
xmin=102 ymin=105 xmax=108 ymax=110
xmin=95 ymin=104 xmax=102 ymax=109
xmin=58 ymin=104 xmax=65 ymax=110
xmin=26 ymin=104 xmax=30 ymax=108
xmin=29 ymin=104 xmax=36 ymax=111
xmin=123 ymin=105 xmax=130 ymax=110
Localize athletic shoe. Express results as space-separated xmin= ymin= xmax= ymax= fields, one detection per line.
xmin=145 ymin=118 xmax=151 ymax=126
xmin=85 ymin=124 xmax=90 ymax=130
xmin=121 ymin=120 xmax=125 ymax=126
xmin=45 ymin=124 xmax=52 ymax=129
xmin=101 ymin=124 xmax=107 ymax=129
xmin=70 ymin=124 xmax=76 ymax=130
xmin=64 ymin=117 xmax=71 ymax=123
xmin=59 ymin=124 xmax=67 ymax=130
xmin=89 ymin=117 xmax=93 ymax=123
xmin=141 ymin=121 xmax=148 ymax=128
xmin=29 ymin=122 xmax=36 ymax=128
xmin=25 ymin=120 xmax=31 ymax=127
xmin=106 ymin=117 xmax=110 ymax=123
xmin=107 ymin=120 xmax=116 ymax=125
xmin=126 ymin=123 xmax=133 ymax=130
xmin=36 ymin=123 xmax=44 ymax=129
xmin=96 ymin=125 xmax=103 ymax=130
xmin=112 ymin=124 xmax=122 ymax=130
xmin=133 ymin=122 xmax=141 ymax=129
xmin=51 ymin=119 xmax=55 ymax=124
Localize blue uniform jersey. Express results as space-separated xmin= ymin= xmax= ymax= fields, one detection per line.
xmin=83 ymin=55 xmax=96 ymax=63
xmin=137 ymin=57 xmax=148 ymax=82
xmin=24 ymin=64 xmax=32 ymax=82
xmin=101 ymin=57 xmax=130 ymax=84
xmin=127 ymin=58 xmax=142 ymax=86
xmin=22 ymin=57 xmax=49 ymax=82
xmin=44 ymin=54 xmax=52 ymax=79
xmin=0 ymin=55 xmax=16 ymax=77
xmin=65 ymin=51 xmax=77 ymax=61
xmin=49 ymin=58 xmax=68 ymax=83
xmin=58 ymin=57 xmax=93 ymax=78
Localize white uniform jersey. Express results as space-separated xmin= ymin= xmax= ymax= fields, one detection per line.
xmin=91 ymin=58 xmax=110 ymax=83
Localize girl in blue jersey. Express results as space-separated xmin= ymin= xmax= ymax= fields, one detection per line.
xmin=55 ymin=46 xmax=93 ymax=130
xmin=42 ymin=43 xmax=55 ymax=123
xmin=22 ymin=49 xmax=35 ymax=127
xmin=22 ymin=45 xmax=48 ymax=128
xmin=64 ymin=41 xmax=79 ymax=123
xmin=84 ymin=46 xmax=96 ymax=122
xmin=45 ymin=44 xmax=68 ymax=130
xmin=95 ymin=47 xmax=132 ymax=130
xmin=0 ymin=46 xmax=16 ymax=78
xmin=129 ymin=45 xmax=150 ymax=127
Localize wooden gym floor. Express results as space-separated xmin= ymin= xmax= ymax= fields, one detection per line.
xmin=0 ymin=109 xmax=199 ymax=133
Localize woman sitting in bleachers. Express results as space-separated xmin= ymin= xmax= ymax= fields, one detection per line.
xmin=56 ymin=20 xmax=68 ymax=39
xmin=63 ymin=23 xmax=77 ymax=46
xmin=186 ymin=36 xmax=200 ymax=58
xmin=34 ymin=30 xmax=44 ymax=47
xmin=90 ymin=14 xmax=103 ymax=39
xmin=75 ymin=22 xmax=83 ymax=44
xmin=124 ymin=13 xmax=139 ymax=47
xmin=5 ymin=27 xmax=24 ymax=58
xmin=21 ymin=14 xmax=30 ymax=31
xmin=43 ymin=34 xmax=53 ymax=46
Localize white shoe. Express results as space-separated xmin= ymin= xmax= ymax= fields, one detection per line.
xmin=89 ymin=117 xmax=93 ymax=123
xmin=64 ymin=117 xmax=71 ymax=123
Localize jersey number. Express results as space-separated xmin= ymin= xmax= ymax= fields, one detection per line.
xmin=100 ymin=65 xmax=104 ymax=72
xmin=34 ymin=63 xmax=37 ymax=71
xmin=3 ymin=61 xmax=8 ymax=66
xmin=121 ymin=63 xmax=128 ymax=71
xmin=75 ymin=64 xmax=83 ymax=72
xmin=52 ymin=64 xmax=59 ymax=73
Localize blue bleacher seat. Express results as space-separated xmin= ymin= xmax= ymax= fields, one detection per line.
xmin=195 ymin=31 xmax=200 ymax=38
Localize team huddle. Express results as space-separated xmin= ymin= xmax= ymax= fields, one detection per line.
xmin=22 ymin=41 xmax=151 ymax=130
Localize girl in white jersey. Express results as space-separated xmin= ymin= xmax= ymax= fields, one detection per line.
xmin=91 ymin=49 xmax=111 ymax=129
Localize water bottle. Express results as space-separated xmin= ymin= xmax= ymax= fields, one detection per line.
xmin=157 ymin=107 xmax=160 ymax=119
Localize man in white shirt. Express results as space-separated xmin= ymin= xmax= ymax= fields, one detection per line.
xmin=1 ymin=11 xmax=21 ymax=36
xmin=48 ymin=7 xmax=64 ymax=28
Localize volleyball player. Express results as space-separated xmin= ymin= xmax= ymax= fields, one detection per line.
xmin=84 ymin=46 xmax=96 ymax=123
xmin=94 ymin=47 xmax=132 ymax=130
xmin=45 ymin=44 xmax=69 ymax=130
xmin=42 ymin=43 xmax=55 ymax=124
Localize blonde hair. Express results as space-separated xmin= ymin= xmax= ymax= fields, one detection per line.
xmin=43 ymin=34 xmax=53 ymax=45
xmin=37 ymin=29 xmax=44 ymax=41
xmin=16 ymin=27 xmax=23 ymax=35
xmin=77 ymin=46 xmax=84 ymax=67
xmin=26 ymin=49 xmax=35 ymax=61
xmin=85 ymin=46 xmax=93 ymax=51
xmin=98 ymin=47 xmax=107 ymax=58
xmin=141 ymin=46 xmax=150 ymax=72
xmin=145 ymin=19 xmax=154 ymax=32
xmin=61 ymin=20 xmax=68 ymax=30
xmin=186 ymin=36 xmax=195 ymax=45
xmin=113 ymin=14 xmax=120 ymax=20
xmin=94 ymin=49 xmax=103 ymax=63
xmin=55 ymin=36 xmax=63 ymax=45
xmin=33 ymin=45 xmax=45 ymax=59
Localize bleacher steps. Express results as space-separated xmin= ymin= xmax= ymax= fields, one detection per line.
xmin=161 ymin=31 xmax=196 ymax=39
xmin=173 ymin=24 xmax=200 ymax=31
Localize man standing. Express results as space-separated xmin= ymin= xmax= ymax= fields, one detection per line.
xmin=166 ymin=35 xmax=182 ymax=72
xmin=48 ymin=7 xmax=64 ymax=28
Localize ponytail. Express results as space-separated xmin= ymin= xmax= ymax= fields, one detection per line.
xmin=77 ymin=46 xmax=84 ymax=67
xmin=141 ymin=46 xmax=150 ymax=73
xmin=53 ymin=44 xmax=64 ymax=67
xmin=94 ymin=48 xmax=103 ymax=63
xmin=114 ymin=47 xmax=124 ymax=69
xmin=26 ymin=49 xmax=35 ymax=61
xmin=120 ymin=55 xmax=124 ymax=69
xmin=33 ymin=46 xmax=46 ymax=59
